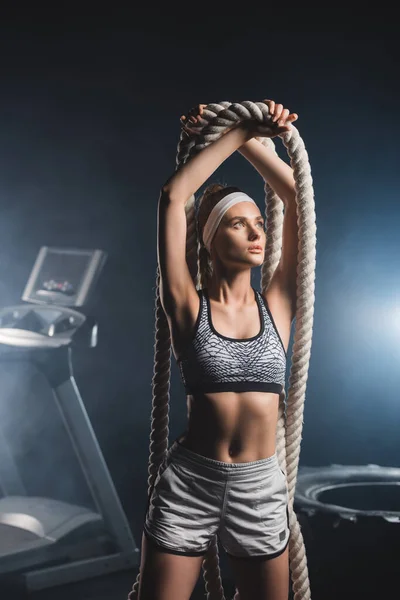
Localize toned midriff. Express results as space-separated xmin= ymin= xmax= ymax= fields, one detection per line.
xmin=177 ymin=390 xmax=280 ymax=463
xmin=168 ymin=286 xmax=287 ymax=464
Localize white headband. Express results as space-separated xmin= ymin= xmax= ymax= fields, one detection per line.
xmin=202 ymin=191 xmax=257 ymax=253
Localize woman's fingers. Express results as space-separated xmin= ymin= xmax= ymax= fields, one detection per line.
xmin=184 ymin=104 xmax=205 ymax=124
xmin=272 ymin=103 xmax=283 ymax=122
xmin=263 ymin=99 xmax=297 ymax=126
xmin=277 ymin=108 xmax=289 ymax=126
xmin=263 ymin=99 xmax=275 ymax=118
xmin=190 ymin=104 xmax=205 ymax=121
xmin=180 ymin=108 xmax=205 ymax=136
xmin=180 ymin=116 xmax=192 ymax=130
xmin=181 ymin=114 xmax=196 ymax=125
xmin=180 ymin=104 xmax=208 ymax=134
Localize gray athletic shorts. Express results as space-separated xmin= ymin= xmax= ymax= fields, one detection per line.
xmin=143 ymin=437 xmax=290 ymax=560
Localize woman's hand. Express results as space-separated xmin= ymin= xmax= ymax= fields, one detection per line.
xmin=180 ymin=100 xmax=298 ymax=138
xmin=246 ymin=99 xmax=298 ymax=138
xmin=180 ymin=104 xmax=207 ymax=136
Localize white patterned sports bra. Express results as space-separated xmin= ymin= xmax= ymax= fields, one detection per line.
xmin=177 ymin=287 xmax=287 ymax=395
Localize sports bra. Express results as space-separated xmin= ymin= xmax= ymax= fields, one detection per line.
xmin=176 ymin=287 xmax=287 ymax=395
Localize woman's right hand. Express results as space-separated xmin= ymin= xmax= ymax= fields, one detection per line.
xmin=180 ymin=104 xmax=207 ymax=136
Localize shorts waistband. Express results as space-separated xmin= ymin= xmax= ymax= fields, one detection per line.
xmin=168 ymin=437 xmax=279 ymax=481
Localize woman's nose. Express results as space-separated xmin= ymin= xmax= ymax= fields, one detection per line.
xmin=249 ymin=230 xmax=261 ymax=240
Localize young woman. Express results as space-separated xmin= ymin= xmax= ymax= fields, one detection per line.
xmin=138 ymin=100 xmax=299 ymax=600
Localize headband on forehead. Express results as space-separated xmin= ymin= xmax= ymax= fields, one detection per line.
xmin=201 ymin=191 xmax=257 ymax=253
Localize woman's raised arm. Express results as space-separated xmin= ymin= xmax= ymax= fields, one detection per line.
xmin=161 ymin=123 xmax=252 ymax=203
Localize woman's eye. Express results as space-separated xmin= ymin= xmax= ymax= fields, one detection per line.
xmin=233 ymin=221 xmax=264 ymax=229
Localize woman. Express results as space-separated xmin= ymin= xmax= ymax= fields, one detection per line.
xmin=138 ymin=100 xmax=299 ymax=600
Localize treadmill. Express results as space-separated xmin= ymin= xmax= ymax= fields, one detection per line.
xmin=0 ymin=246 xmax=138 ymax=593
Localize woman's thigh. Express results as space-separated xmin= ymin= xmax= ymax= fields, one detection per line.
xmin=227 ymin=544 xmax=290 ymax=600
xmin=138 ymin=531 xmax=206 ymax=600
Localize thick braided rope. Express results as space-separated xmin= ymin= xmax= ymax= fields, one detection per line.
xmin=127 ymin=100 xmax=315 ymax=600
xmin=181 ymin=101 xmax=316 ymax=600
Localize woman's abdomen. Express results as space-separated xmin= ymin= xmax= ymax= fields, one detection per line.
xmin=178 ymin=391 xmax=280 ymax=463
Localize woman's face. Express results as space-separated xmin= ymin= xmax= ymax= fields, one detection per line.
xmin=211 ymin=201 xmax=266 ymax=267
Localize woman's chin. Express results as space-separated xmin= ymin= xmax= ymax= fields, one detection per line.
xmin=246 ymin=252 xmax=264 ymax=261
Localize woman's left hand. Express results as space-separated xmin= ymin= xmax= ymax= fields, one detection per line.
xmin=245 ymin=99 xmax=298 ymax=139
xmin=262 ymin=99 xmax=298 ymax=130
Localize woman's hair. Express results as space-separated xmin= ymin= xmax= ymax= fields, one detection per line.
xmin=196 ymin=183 xmax=242 ymax=289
